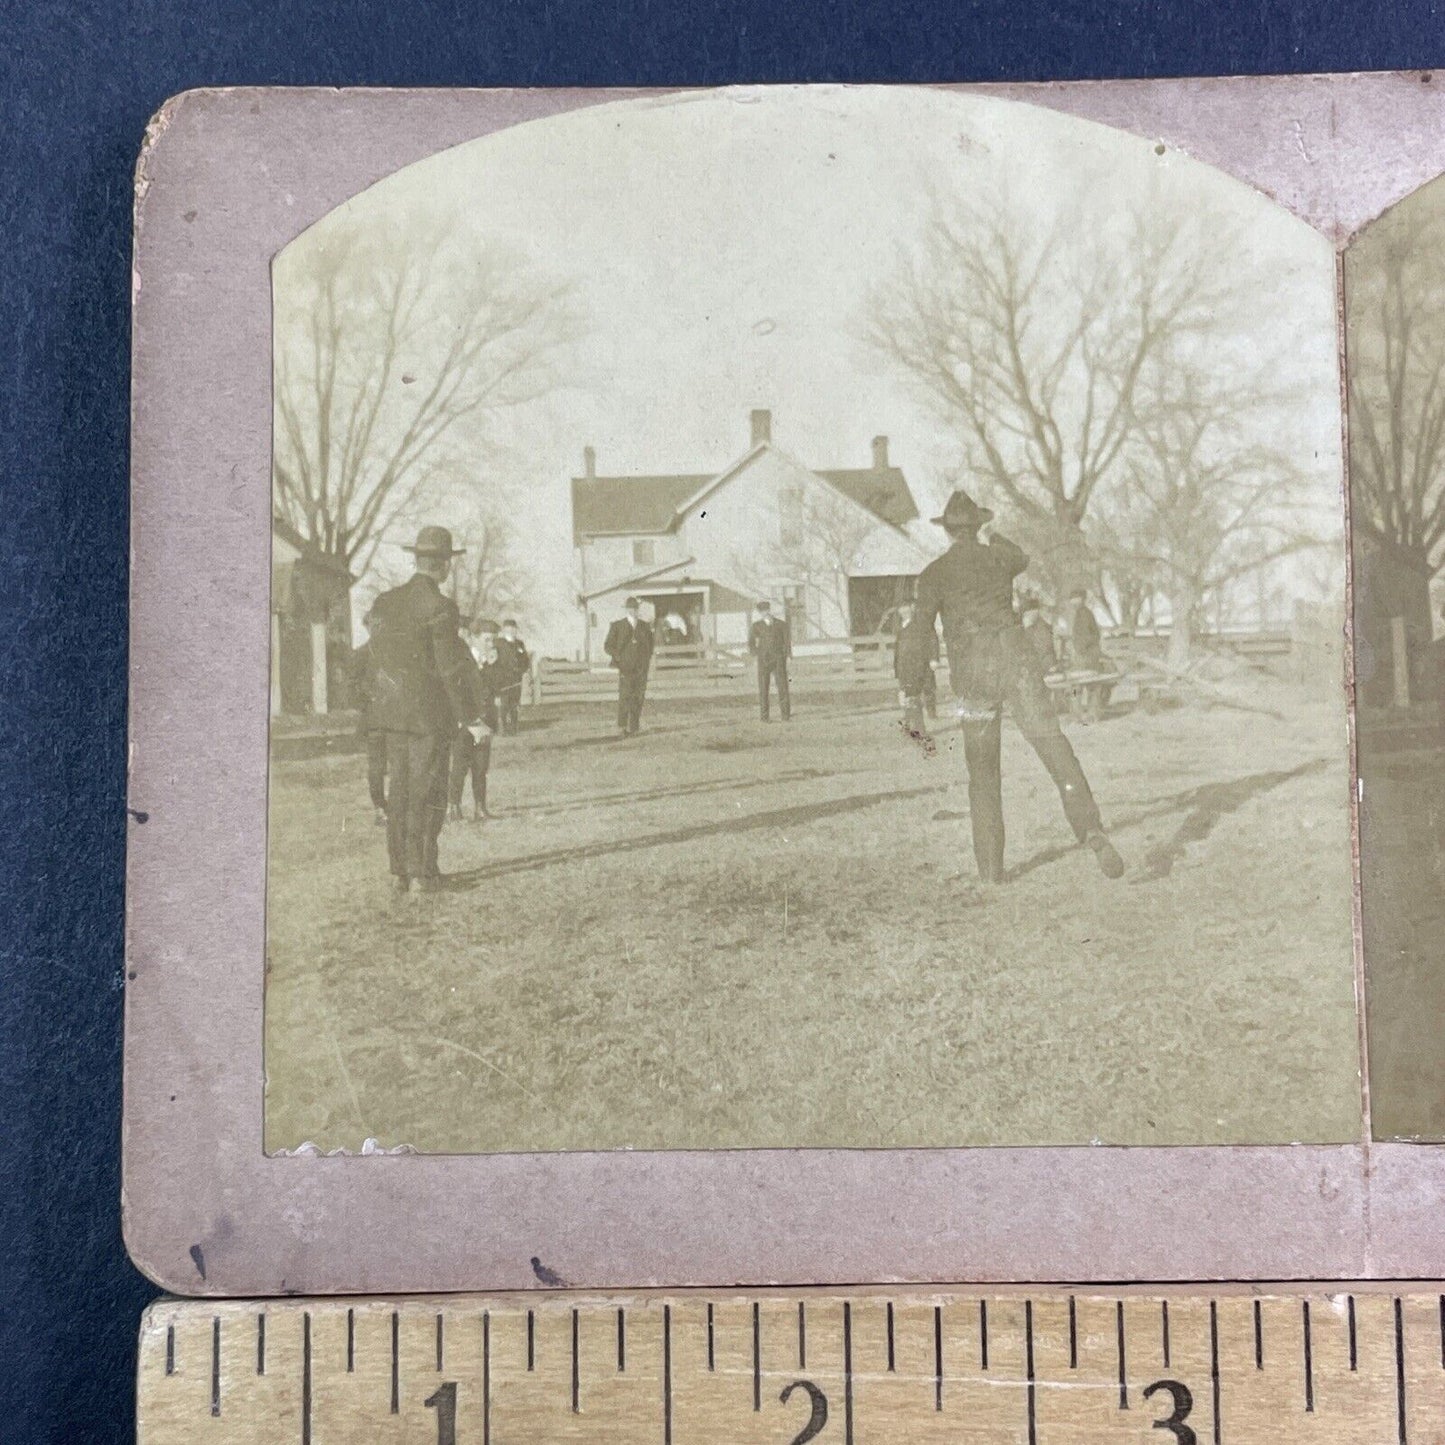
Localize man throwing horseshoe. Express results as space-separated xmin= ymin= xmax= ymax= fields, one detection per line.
xmin=914 ymin=491 xmax=1125 ymax=884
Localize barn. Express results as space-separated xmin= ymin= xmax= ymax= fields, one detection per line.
xmin=570 ymin=409 xmax=932 ymax=662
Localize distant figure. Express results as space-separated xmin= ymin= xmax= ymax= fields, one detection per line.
xmin=493 ymin=618 xmax=530 ymax=736
xmin=914 ymin=491 xmax=1124 ymax=884
xmin=365 ymin=525 xmax=481 ymax=893
xmin=449 ymin=630 xmax=500 ymax=822
xmin=605 ymin=596 xmax=654 ymax=735
xmin=1062 ymin=587 xmax=1112 ymax=720
xmin=1019 ymin=595 xmax=1060 ymax=678
xmin=749 ymin=600 xmax=792 ymax=722
xmin=893 ymin=598 xmax=938 ymax=736
xmin=351 ymin=634 xmax=388 ymax=826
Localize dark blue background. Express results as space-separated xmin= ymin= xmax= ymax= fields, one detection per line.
xmin=2 ymin=1 xmax=1441 ymax=1437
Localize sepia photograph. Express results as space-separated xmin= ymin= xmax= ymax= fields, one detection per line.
xmin=1347 ymin=172 xmax=1445 ymax=1142
xmin=261 ymin=86 xmax=1359 ymax=1155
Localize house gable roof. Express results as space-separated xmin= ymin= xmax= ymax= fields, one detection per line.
xmin=570 ymin=474 xmax=712 ymax=544
xmin=571 ymin=445 xmax=919 ymax=543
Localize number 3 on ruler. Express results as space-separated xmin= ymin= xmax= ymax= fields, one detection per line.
xmin=1143 ymin=1379 xmax=1196 ymax=1444
xmin=425 ymin=1381 xmax=457 ymax=1444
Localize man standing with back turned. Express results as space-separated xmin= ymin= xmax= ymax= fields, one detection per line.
xmin=605 ymin=596 xmax=654 ymax=736
xmin=365 ymin=525 xmax=480 ymax=894
xmin=914 ymin=491 xmax=1124 ymax=884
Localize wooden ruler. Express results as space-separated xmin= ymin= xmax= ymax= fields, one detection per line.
xmin=138 ymin=1288 xmax=1445 ymax=1442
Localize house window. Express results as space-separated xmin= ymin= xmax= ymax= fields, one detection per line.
xmin=779 ymin=482 xmax=804 ymax=551
xmin=632 ymin=539 xmax=656 ymax=565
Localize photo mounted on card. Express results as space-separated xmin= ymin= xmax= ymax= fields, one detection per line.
xmin=125 ymin=77 xmax=1445 ymax=1295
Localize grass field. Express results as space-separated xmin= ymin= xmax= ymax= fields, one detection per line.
xmin=263 ymin=681 xmax=1361 ymax=1153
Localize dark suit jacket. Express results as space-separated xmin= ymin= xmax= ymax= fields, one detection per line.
xmin=749 ymin=616 xmax=791 ymax=665
xmin=605 ymin=617 xmax=654 ymax=675
xmin=493 ymin=635 xmax=530 ymax=687
xmin=893 ymin=617 xmax=939 ymax=689
xmin=364 ymin=573 xmax=479 ymax=735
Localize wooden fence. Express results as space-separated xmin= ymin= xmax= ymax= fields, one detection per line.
xmin=534 ymin=636 xmax=896 ymax=705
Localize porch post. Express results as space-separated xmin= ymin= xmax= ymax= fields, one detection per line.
xmin=269 ymin=612 xmax=282 ymax=716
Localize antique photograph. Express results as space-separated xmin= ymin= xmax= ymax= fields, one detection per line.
xmin=1348 ymin=171 xmax=1445 ymax=1142
xmin=262 ymin=86 xmax=1358 ymax=1154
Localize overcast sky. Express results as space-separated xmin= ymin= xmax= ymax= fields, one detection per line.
xmin=275 ymin=85 xmax=1344 ymax=652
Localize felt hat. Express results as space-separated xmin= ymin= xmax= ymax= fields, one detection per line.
xmin=930 ymin=490 xmax=994 ymax=531
xmin=402 ymin=525 xmax=465 ymax=557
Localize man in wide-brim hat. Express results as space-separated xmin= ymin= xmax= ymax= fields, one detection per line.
xmin=363 ymin=525 xmax=482 ymax=893
xmin=914 ymin=490 xmax=1124 ymax=882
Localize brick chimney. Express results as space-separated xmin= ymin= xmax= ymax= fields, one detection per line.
xmin=750 ymin=409 xmax=772 ymax=448
xmin=872 ymin=435 xmax=890 ymax=469
xmin=583 ymin=445 xmax=596 ymax=478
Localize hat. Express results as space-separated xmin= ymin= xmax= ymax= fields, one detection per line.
xmin=931 ymin=490 xmax=994 ymax=532
xmin=501 ymin=617 xmax=518 ymax=629
xmin=402 ymin=525 xmax=465 ymax=558
xmin=757 ymin=600 xmax=772 ymax=612
xmin=624 ymin=595 xmax=641 ymax=609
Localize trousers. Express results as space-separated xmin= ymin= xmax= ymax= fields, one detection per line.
xmin=448 ymin=728 xmax=492 ymax=811
xmin=497 ymin=683 xmax=522 ymax=735
xmin=383 ymin=730 xmax=449 ymax=880
xmin=757 ymin=659 xmax=790 ymax=720
xmin=365 ymin=729 xmax=388 ymax=811
xmin=617 ymin=669 xmax=648 ymax=733
xmin=952 ymin=626 xmax=1103 ymax=881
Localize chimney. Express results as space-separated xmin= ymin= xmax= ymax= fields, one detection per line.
xmin=583 ymin=445 xmax=596 ymax=478
xmin=872 ymin=435 xmax=890 ymax=470
xmin=750 ymin=409 xmax=772 ymax=448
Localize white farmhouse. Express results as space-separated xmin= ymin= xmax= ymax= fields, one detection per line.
xmin=571 ymin=410 xmax=933 ymax=661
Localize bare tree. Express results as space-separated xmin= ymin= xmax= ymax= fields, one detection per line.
xmin=1347 ymin=198 xmax=1445 ymax=574
xmin=863 ymin=188 xmax=1249 ymax=595
xmin=734 ymin=482 xmax=879 ymax=637
xmin=272 ymin=209 xmax=584 ymax=580
xmin=1105 ymin=361 xmax=1330 ymax=668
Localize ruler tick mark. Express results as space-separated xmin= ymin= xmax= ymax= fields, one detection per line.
xmin=617 ymin=1306 xmax=626 ymax=1373
xmin=752 ymin=1301 xmax=761 ymax=1411
xmin=1302 ymin=1300 xmax=1314 ymax=1413
xmin=437 ymin=1312 xmax=445 ymax=1372
xmin=1253 ymin=1298 xmax=1263 ymax=1369
xmin=980 ymin=1298 xmax=989 ymax=1370
xmin=1068 ymin=1296 xmax=1077 ymax=1369
xmin=1117 ymin=1300 xmax=1128 ymax=1409
xmin=210 ymin=1317 xmax=220 ymax=1417
xmin=933 ymin=1305 xmax=943 ymax=1411
xmin=663 ymin=1304 xmax=673 ymax=1445
xmin=483 ymin=1312 xmax=491 ymax=1445
xmin=1026 ymin=1300 xmax=1037 ymax=1445
xmin=302 ymin=1312 xmax=312 ymax=1445
xmin=346 ymin=1307 xmax=354 ymax=1373
xmin=165 ymin=1324 xmax=174 ymax=1376
xmin=1396 ymin=1297 xmax=1408 ymax=1444
xmin=572 ymin=1308 xmax=580 ymax=1413
xmin=886 ymin=1301 xmax=895 ymax=1373
xmin=257 ymin=1313 xmax=266 ymax=1376
xmin=527 ymin=1309 xmax=535 ymax=1371
xmin=843 ymin=1301 xmax=854 ymax=1445
xmin=1161 ymin=1299 xmax=1171 ymax=1368
xmin=391 ymin=1310 xmax=400 ymax=1414
xmin=1348 ymin=1294 xmax=1357 ymax=1371
xmin=706 ymin=1303 xmax=714 ymax=1372
xmin=798 ymin=1299 xmax=807 ymax=1369
xmin=1210 ymin=1300 xmax=1221 ymax=1445
xmin=1439 ymin=1295 xmax=1444 ymax=1370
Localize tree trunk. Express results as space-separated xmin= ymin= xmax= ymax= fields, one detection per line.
xmin=1166 ymin=582 xmax=1198 ymax=670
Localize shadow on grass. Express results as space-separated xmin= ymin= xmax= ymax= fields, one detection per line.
xmin=1003 ymin=757 xmax=1332 ymax=883
xmin=441 ymin=783 xmax=949 ymax=887
xmin=495 ymin=766 xmax=856 ymax=820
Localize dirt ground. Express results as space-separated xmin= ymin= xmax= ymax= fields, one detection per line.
xmin=263 ymin=681 xmax=1361 ymax=1153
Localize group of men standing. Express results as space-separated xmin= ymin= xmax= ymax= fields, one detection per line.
xmin=351 ymin=495 xmax=1125 ymax=894
xmin=602 ymin=593 xmax=795 ymax=734
xmin=352 ymin=525 xmax=530 ymax=894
